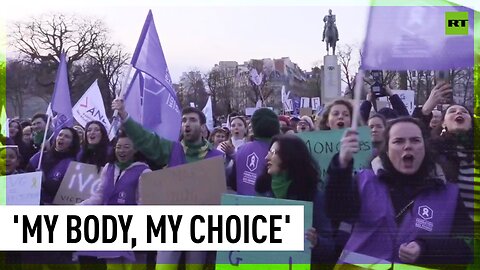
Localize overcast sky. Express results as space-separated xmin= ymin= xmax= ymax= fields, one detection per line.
xmin=3 ymin=0 xmax=478 ymax=83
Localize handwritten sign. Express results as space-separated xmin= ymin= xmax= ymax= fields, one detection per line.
xmin=139 ymin=156 xmax=226 ymax=205
xmin=53 ymin=162 xmax=102 ymax=205
xmin=3 ymin=172 xmax=42 ymax=205
xmin=216 ymin=194 xmax=312 ymax=270
xmin=296 ymin=127 xmax=372 ymax=178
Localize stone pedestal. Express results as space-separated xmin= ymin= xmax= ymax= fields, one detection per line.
xmin=321 ymin=55 xmax=341 ymax=105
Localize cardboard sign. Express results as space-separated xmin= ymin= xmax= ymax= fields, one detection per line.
xmin=216 ymin=194 xmax=312 ymax=269
xmin=139 ymin=156 xmax=226 ymax=205
xmin=296 ymin=127 xmax=372 ymax=179
xmin=53 ymin=162 xmax=103 ymax=205
xmin=299 ymin=108 xmax=312 ymax=117
xmin=3 ymin=172 xmax=42 ymax=205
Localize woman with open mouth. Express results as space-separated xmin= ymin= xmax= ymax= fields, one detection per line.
xmin=79 ymin=130 xmax=151 ymax=269
xmin=24 ymin=127 xmax=80 ymax=267
xmin=325 ymin=117 xmax=472 ymax=268
xmin=255 ymin=135 xmax=336 ymax=267
xmin=27 ymin=127 xmax=80 ymax=205
xmin=431 ymin=104 xmax=479 ymax=267
xmin=77 ymin=121 xmax=112 ymax=173
xmin=317 ymin=99 xmax=353 ymax=131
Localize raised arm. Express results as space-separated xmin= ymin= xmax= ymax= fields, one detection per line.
xmin=112 ymin=98 xmax=173 ymax=167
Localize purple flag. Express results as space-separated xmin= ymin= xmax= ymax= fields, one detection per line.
xmin=51 ymin=53 xmax=73 ymax=133
xmin=124 ymin=70 xmax=144 ymax=124
xmin=130 ymin=10 xmax=181 ymax=141
xmin=362 ymin=6 xmax=474 ymax=70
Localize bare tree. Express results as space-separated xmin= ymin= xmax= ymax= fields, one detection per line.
xmin=179 ymin=70 xmax=208 ymax=108
xmin=337 ymin=44 xmax=358 ymax=95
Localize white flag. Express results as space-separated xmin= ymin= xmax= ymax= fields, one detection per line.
xmin=202 ymin=96 xmax=214 ymax=131
xmin=72 ymin=80 xmax=112 ymax=137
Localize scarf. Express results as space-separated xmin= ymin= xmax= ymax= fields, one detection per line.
xmin=271 ymin=172 xmax=292 ymax=199
xmin=181 ymin=139 xmax=210 ymax=163
xmin=116 ymin=161 xmax=133 ymax=172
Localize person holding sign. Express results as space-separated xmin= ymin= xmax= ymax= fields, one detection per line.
xmin=27 ymin=127 xmax=80 ymax=205
xmin=255 ymin=135 xmax=336 ymax=267
xmin=79 ymin=131 xmax=151 ymax=269
xmin=317 ymin=99 xmax=353 ymax=130
xmin=325 ymin=117 xmax=473 ymax=267
xmin=111 ymin=99 xmax=223 ymax=270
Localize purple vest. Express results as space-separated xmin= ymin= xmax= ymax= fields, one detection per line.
xmin=101 ymin=163 xmax=149 ymax=205
xmin=235 ymin=140 xmax=269 ymax=195
xmin=29 ymin=152 xmax=74 ymax=205
xmin=168 ymin=141 xmax=224 ymax=167
xmin=340 ymin=170 xmax=458 ymax=264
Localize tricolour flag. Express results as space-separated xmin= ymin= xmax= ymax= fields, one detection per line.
xmin=127 ymin=10 xmax=182 ymax=141
xmin=72 ymin=80 xmax=112 ymax=138
xmin=361 ymin=2 xmax=474 ymax=70
xmin=51 ymin=53 xmax=73 ymax=133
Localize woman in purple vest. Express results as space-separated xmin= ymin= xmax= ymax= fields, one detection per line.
xmin=326 ymin=117 xmax=472 ymax=268
xmin=255 ymin=135 xmax=336 ymax=267
xmin=80 ymin=131 xmax=150 ymax=269
xmin=24 ymin=127 xmax=80 ymax=268
xmin=77 ymin=121 xmax=111 ymax=172
xmin=27 ymin=127 xmax=80 ymax=205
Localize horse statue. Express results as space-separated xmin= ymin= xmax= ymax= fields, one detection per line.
xmin=322 ymin=9 xmax=339 ymax=55
xmin=325 ymin=21 xmax=337 ymax=55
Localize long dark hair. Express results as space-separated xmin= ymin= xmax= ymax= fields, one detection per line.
xmin=255 ymin=135 xmax=319 ymax=201
xmin=9 ymin=120 xmax=23 ymax=146
xmin=378 ymin=117 xmax=435 ymax=181
xmin=79 ymin=121 xmax=110 ymax=168
xmin=430 ymin=105 xmax=475 ymax=182
xmin=108 ymin=129 xmax=147 ymax=164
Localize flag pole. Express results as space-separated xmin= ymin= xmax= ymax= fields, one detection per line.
xmin=109 ymin=64 xmax=133 ymax=136
xmin=36 ymin=115 xmax=52 ymax=171
xmin=351 ymin=70 xmax=365 ymax=131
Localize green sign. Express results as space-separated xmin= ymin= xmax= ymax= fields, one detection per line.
xmin=445 ymin=12 xmax=468 ymax=35
xmin=296 ymin=127 xmax=373 ymax=179
xmin=216 ymin=194 xmax=312 ymax=270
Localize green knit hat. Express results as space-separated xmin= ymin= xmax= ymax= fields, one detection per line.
xmin=251 ymin=108 xmax=280 ymax=138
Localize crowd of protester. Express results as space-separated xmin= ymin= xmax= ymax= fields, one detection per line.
xmin=1 ymin=81 xmax=478 ymax=270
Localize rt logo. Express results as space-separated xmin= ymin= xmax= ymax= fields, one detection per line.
xmin=445 ymin=12 xmax=468 ymax=35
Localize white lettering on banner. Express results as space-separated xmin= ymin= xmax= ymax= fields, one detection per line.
xmin=0 ymin=206 xmax=304 ymax=251
xmin=166 ymin=93 xmax=180 ymax=113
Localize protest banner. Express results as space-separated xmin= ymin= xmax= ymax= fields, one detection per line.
xmin=296 ymin=126 xmax=372 ymax=178
xmin=216 ymin=194 xmax=312 ymax=270
xmin=311 ymin=97 xmax=321 ymax=110
xmin=139 ymin=156 xmax=226 ymax=205
xmin=53 ymin=162 xmax=102 ymax=205
xmin=300 ymin=97 xmax=310 ymax=108
xmin=3 ymin=172 xmax=42 ymax=205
